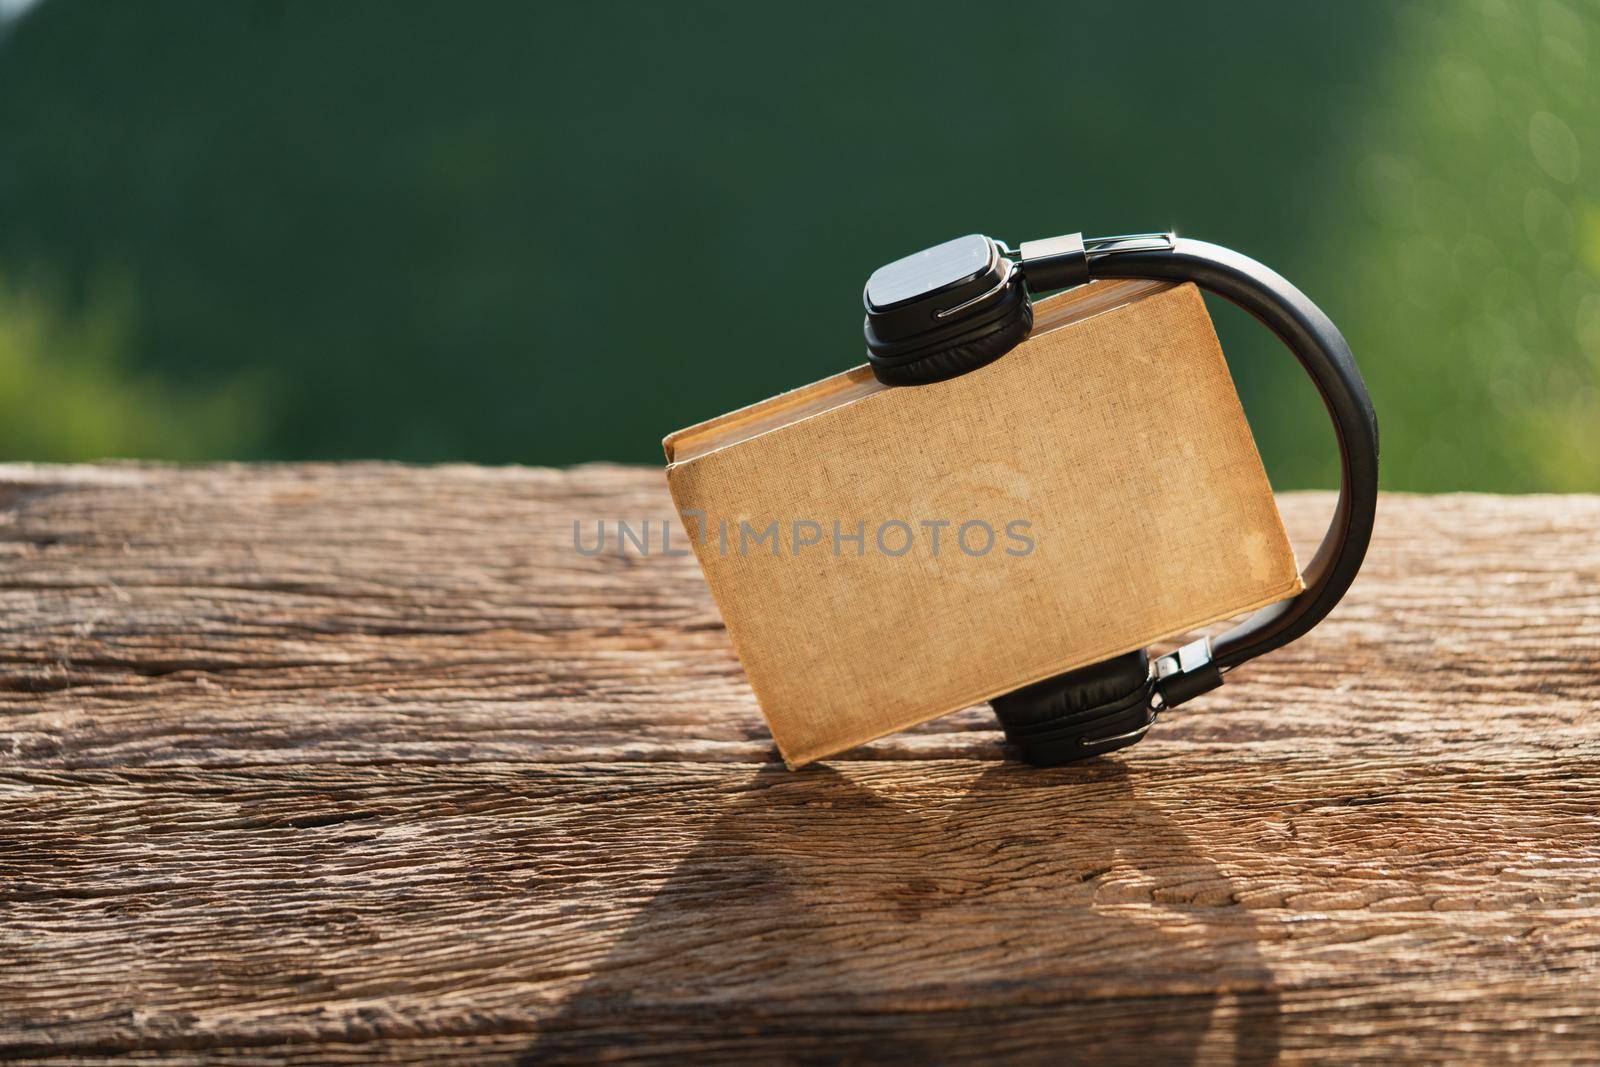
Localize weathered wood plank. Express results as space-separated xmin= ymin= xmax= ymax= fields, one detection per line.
xmin=1 ymin=465 xmax=1594 ymax=769
xmin=1 ymin=463 xmax=1598 ymax=1064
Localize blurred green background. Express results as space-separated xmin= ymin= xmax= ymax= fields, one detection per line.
xmin=0 ymin=0 xmax=1596 ymax=491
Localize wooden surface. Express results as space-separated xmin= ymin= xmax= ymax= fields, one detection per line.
xmin=1 ymin=463 xmax=1597 ymax=1065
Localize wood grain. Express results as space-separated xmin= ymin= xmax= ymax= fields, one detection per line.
xmin=1 ymin=462 xmax=1598 ymax=1064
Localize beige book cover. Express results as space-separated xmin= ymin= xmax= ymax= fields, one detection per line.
xmin=664 ymin=280 xmax=1302 ymax=767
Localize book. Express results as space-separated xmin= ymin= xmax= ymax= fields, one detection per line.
xmin=664 ymin=280 xmax=1302 ymax=767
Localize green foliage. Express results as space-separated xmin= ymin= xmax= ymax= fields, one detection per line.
xmin=1317 ymin=0 xmax=1600 ymax=491
xmin=0 ymin=272 xmax=262 ymax=460
xmin=0 ymin=0 xmax=1594 ymax=490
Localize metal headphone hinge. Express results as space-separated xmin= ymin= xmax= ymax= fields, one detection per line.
xmin=1083 ymin=232 xmax=1177 ymax=258
xmin=1153 ymin=637 xmax=1223 ymax=709
xmin=1014 ymin=231 xmax=1177 ymax=293
xmin=1017 ymin=233 xmax=1089 ymax=292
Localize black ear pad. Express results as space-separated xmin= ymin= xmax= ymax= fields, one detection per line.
xmin=990 ymin=650 xmax=1155 ymax=766
xmin=866 ymin=289 xmax=1033 ymax=386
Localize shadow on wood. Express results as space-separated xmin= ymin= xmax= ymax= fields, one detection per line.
xmin=520 ymin=762 xmax=1281 ymax=1064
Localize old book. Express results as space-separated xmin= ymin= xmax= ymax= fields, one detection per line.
xmin=664 ymin=280 xmax=1302 ymax=768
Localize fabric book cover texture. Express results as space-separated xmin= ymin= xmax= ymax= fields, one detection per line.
xmin=664 ymin=280 xmax=1302 ymax=767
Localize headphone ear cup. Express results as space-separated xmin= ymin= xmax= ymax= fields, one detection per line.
xmin=868 ymin=297 xmax=1033 ymax=386
xmin=990 ymin=649 xmax=1154 ymax=765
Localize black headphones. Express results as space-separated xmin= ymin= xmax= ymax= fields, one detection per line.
xmin=863 ymin=232 xmax=1379 ymax=766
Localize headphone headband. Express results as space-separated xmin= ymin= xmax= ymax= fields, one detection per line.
xmin=1058 ymin=236 xmax=1379 ymax=695
xmin=865 ymin=231 xmax=1379 ymax=763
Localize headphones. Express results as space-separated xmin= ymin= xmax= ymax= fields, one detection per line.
xmin=863 ymin=232 xmax=1379 ymax=766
